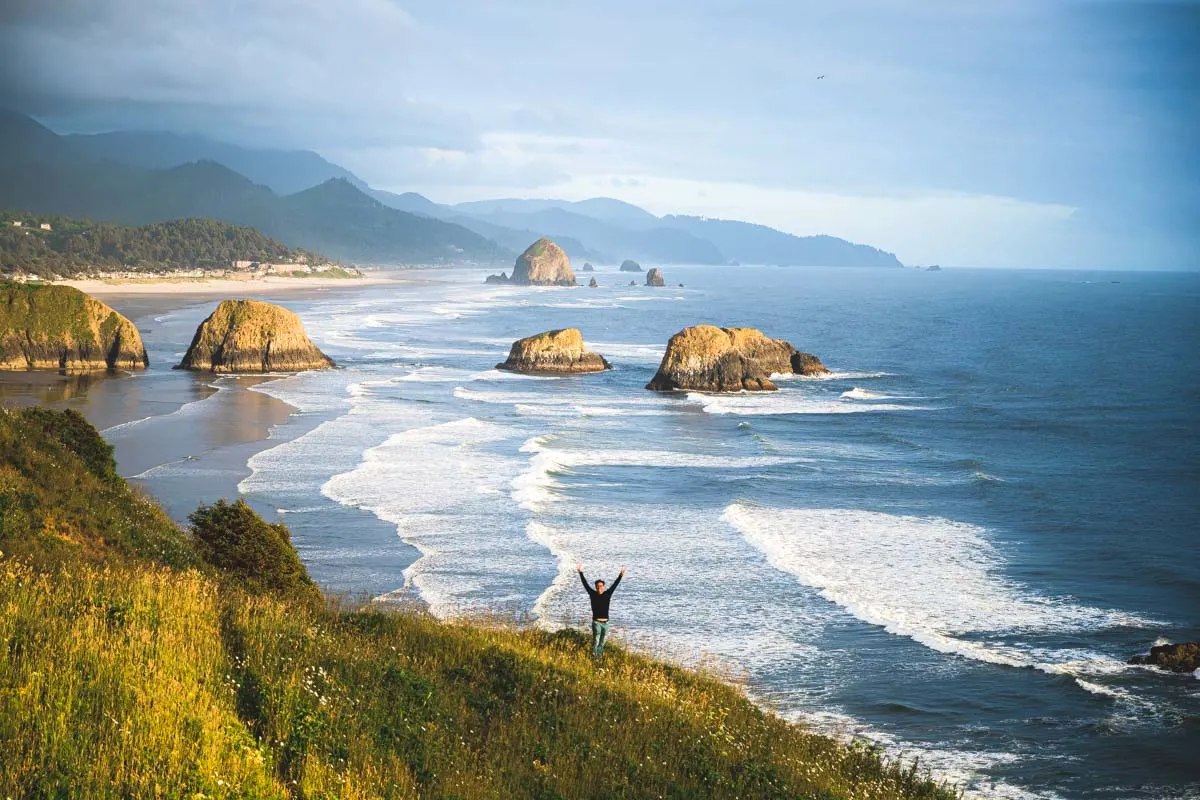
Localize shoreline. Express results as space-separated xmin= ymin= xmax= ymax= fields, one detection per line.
xmin=56 ymin=272 xmax=408 ymax=296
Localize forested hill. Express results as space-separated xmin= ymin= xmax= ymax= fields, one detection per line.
xmin=0 ymin=214 xmax=326 ymax=278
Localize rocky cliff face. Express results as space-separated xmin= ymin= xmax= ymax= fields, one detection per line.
xmin=508 ymin=238 xmax=576 ymax=286
xmin=645 ymin=268 xmax=666 ymax=287
xmin=496 ymin=328 xmax=610 ymax=374
xmin=619 ymin=259 xmax=643 ymax=272
xmin=0 ymin=284 xmax=148 ymax=371
xmin=646 ymin=325 xmax=827 ymax=392
xmin=177 ymin=299 xmax=335 ymax=373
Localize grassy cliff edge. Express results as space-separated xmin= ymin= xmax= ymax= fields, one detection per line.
xmin=0 ymin=407 xmax=955 ymax=799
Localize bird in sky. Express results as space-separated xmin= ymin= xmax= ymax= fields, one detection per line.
xmin=817 ymin=74 xmax=825 ymax=79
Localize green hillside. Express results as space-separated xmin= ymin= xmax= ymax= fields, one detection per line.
xmin=0 ymin=214 xmax=325 ymax=278
xmin=0 ymin=406 xmax=954 ymax=800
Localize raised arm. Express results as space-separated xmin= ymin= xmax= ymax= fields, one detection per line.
xmin=607 ymin=568 xmax=626 ymax=593
xmin=577 ymin=563 xmax=594 ymax=594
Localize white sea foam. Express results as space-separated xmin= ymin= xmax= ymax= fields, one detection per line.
xmin=724 ymin=504 xmax=1157 ymax=677
xmin=690 ymin=391 xmax=929 ymax=416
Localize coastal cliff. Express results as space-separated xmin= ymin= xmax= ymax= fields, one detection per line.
xmin=497 ymin=328 xmax=610 ymax=374
xmin=177 ymin=298 xmax=334 ymax=373
xmin=646 ymin=325 xmax=827 ymax=392
xmin=0 ymin=284 xmax=147 ymax=371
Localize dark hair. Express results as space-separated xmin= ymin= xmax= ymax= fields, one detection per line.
xmin=595 ymin=579 xmax=605 ymax=588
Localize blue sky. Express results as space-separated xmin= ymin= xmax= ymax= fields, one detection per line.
xmin=2 ymin=0 xmax=1195 ymax=268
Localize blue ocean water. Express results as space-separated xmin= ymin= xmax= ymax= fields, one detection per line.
xmin=178 ymin=266 xmax=1198 ymax=797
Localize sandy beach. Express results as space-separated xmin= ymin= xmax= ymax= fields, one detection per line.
xmin=57 ymin=271 xmax=406 ymax=296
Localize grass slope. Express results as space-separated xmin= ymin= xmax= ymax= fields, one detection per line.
xmin=0 ymin=407 xmax=956 ymax=800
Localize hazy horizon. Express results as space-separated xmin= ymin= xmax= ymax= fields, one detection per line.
xmin=2 ymin=1 xmax=1196 ymax=270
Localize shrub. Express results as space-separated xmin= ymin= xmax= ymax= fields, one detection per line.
xmin=189 ymin=498 xmax=318 ymax=602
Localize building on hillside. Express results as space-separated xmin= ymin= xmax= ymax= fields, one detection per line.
xmin=11 ymin=221 xmax=22 ymax=227
xmin=39 ymin=223 xmax=51 ymax=231
xmin=232 ymin=259 xmax=256 ymax=270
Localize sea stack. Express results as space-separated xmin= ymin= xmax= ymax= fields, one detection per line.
xmin=646 ymin=325 xmax=828 ymax=392
xmin=645 ymin=268 xmax=666 ymax=287
xmin=485 ymin=238 xmax=576 ymax=286
xmin=582 ymin=262 xmax=595 ymax=272
xmin=588 ymin=277 xmax=599 ymax=288
xmin=0 ymin=284 xmax=148 ymax=371
xmin=620 ymin=259 xmax=643 ymax=273
xmin=177 ymin=299 xmax=335 ymax=373
xmin=496 ymin=328 xmax=611 ymax=375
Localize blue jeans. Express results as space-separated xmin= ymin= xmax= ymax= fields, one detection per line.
xmin=591 ymin=620 xmax=609 ymax=657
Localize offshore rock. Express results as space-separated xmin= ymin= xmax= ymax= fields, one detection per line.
xmin=496 ymin=328 xmax=610 ymax=375
xmin=646 ymin=325 xmax=826 ymax=392
xmin=791 ymin=351 xmax=830 ymax=376
xmin=1129 ymin=642 xmax=1200 ymax=673
xmin=485 ymin=271 xmax=509 ymax=284
xmin=510 ymin=238 xmax=576 ymax=286
xmin=0 ymin=284 xmax=148 ymax=371
xmin=177 ymin=299 xmax=334 ymax=373
xmin=582 ymin=262 xmax=595 ymax=272
xmin=646 ymin=268 xmax=666 ymax=287
xmin=620 ymin=259 xmax=643 ymax=272
xmin=588 ymin=277 xmax=599 ymax=288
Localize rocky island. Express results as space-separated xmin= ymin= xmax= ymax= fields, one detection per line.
xmin=582 ymin=262 xmax=595 ymax=272
xmin=496 ymin=328 xmax=611 ymax=375
xmin=646 ymin=268 xmax=666 ymax=287
xmin=177 ymin=299 xmax=335 ymax=373
xmin=588 ymin=277 xmax=599 ymax=288
xmin=0 ymin=284 xmax=147 ymax=371
xmin=485 ymin=238 xmax=576 ymax=286
xmin=646 ymin=325 xmax=829 ymax=392
xmin=619 ymin=259 xmax=643 ymax=272
xmin=1129 ymin=641 xmax=1199 ymax=673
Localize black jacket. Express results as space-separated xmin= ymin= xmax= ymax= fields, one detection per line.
xmin=579 ymin=571 xmax=622 ymax=620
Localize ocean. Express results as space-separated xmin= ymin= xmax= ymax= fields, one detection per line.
xmin=25 ymin=265 xmax=1200 ymax=798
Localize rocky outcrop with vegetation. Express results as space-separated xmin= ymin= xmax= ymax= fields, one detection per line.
xmin=496 ymin=328 xmax=610 ymax=374
xmin=177 ymin=299 xmax=334 ymax=373
xmin=485 ymin=238 xmax=576 ymax=286
xmin=646 ymin=268 xmax=666 ymax=286
xmin=647 ymin=325 xmax=828 ymax=392
xmin=0 ymin=283 xmax=147 ymax=371
xmin=620 ymin=259 xmax=643 ymax=272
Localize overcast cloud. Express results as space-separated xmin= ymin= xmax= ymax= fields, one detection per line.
xmin=1 ymin=0 xmax=1196 ymax=267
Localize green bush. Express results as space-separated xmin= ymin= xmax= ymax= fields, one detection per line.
xmin=189 ymin=498 xmax=318 ymax=602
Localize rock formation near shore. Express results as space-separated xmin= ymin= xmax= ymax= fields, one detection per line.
xmin=0 ymin=284 xmax=148 ymax=371
xmin=1129 ymin=641 xmax=1199 ymax=673
xmin=177 ymin=299 xmax=334 ymax=373
xmin=485 ymin=238 xmax=576 ymax=286
xmin=790 ymin=351 xmax=830 ymax=376
xmin=582 ymin=262 xmax=595 ymax=272
xmin=588 ymin=277 xmax=599 ymax=288
xmin=646 ymin=325 xmax=828 ymax=392
xmin=646 ymin=268 xmax=666 ymax=287
xmin=619 ymin=259 xmax=643 ymax=272
xmin=497 ymin=328 xmax=611 ymax=375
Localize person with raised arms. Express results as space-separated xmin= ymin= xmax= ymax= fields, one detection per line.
xmin=577 ymin=563 xmax=625 ymax=658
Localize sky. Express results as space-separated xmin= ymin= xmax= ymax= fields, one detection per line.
xmin=1 ymin=0 xmax=1196 ymax=268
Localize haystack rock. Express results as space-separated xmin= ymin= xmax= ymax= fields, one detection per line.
xmin=177 ymin=299 xmax=334 ymax=373
xmin=1129 ymin=641 xmax=1199 ymax=673
xmin=503 ymin=238 xmax=576 ymax=286
xmin=646 ymin=268 xmax=666 ymax=287
xmin=0 ymin=284 xmax=147 ymax=371
xmin=646 ymin=325 xmax=828 ymax=392
xmin=496 ymin=328 xmax=611 ymax=375
xmin=582 ymin=262 xmax=595 ymax=272
xmin=620 ymin=259 xmax=643 ymax=272
xmin=588 ymin=277 xmax=599 ymax=288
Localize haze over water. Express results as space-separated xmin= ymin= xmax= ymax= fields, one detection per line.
xmin=81 ymin=265 xmax=1197 ymax=799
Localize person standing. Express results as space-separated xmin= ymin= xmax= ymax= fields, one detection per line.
xmin=577 ymin=563 xmax=625 ymax=658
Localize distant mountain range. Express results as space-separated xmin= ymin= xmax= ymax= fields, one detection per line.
xmin=0 ymin=109 xmax=903 ymax=268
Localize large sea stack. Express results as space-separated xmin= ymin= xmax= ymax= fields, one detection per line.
xmin=497 ymin=328 xmax=611 ymax=375
xmin=646 ymin=325 xmax=829 ymax=392
xmin=582 ymin=262 xmax=595 ymax=272
xmin=619 ymin=259 xmax=643 ymax=273
xmin=0 ymin=284 xmax=148 ymax=371
xmin=177 ymin=299 xmax=335 ymax=373
xmin=486 ymin=238 xmax=576 ymax=286
xmin=646 ymin=268 xmax=666 ymax=287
